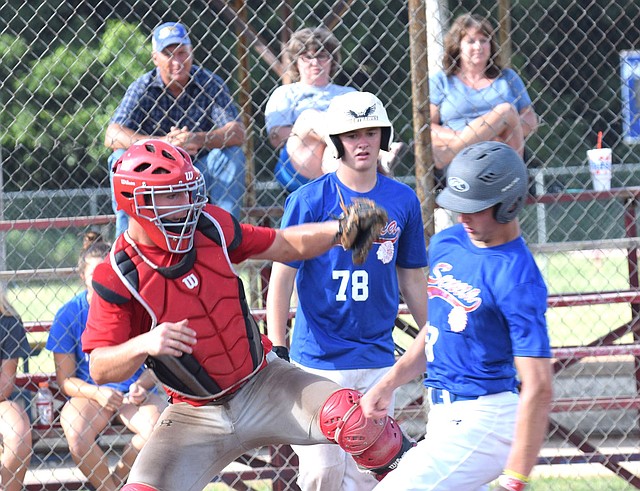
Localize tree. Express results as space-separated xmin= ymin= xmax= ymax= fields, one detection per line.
xmin=2 ymin=21 xmax=149 ymax=193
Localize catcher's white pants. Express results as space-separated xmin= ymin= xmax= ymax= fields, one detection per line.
xmin=126 ymin=354 xmax=341 ymax=490
xmin=374 ymin=390 xmax=518 ymax=491
xmin=292 ymin=364 xmax=394 ymax=491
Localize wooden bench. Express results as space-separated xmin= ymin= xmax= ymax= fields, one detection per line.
xmin=530 ymin=231 xmax=640 ymax=484
xmin=547 ymin=289 xmax=640 ymax=308
xmin=550 ymin=344 xmax=640 ymax=412
xmin=542 ymin=343 xmax=640 ymax=487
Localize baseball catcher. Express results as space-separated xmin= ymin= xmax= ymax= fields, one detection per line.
xmin=81 ymin=139 xmax=410 ymax=490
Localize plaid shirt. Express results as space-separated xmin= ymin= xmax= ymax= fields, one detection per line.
xmin=111 ymin=66 xmax=240 ymax=137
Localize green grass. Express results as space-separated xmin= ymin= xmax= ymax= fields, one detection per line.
xmin=9 ymin=279 xmax=83 ymax=374
xmin=535 ymin=251 xmax=635 ymax=347
xmin=526 ymin=477 xmax=636 ymax=490
xmin=9 ymin=279 xmax=84 ymax=323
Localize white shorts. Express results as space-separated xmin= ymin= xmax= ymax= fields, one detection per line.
xmin=374 ymin=389 xmax=519 ymax=491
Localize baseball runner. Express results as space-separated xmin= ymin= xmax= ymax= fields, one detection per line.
xmin=81 ymin=139 xmax=412 ymax=490
xmin=360 ymin=141 xmax=553 ymax=491
xmin=266 ymin=90 xmax=428 ymax=491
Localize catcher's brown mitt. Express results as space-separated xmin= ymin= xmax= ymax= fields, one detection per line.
xmin=337 ymin=198 xmax=388 ymax=265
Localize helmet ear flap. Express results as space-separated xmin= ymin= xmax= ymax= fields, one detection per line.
xmin=328 ymin=135 xmax=345 ymax=159
xmin=380 ymin=127 xmax=393 ymax=152
xmin=495 ymin=195 xmax=525 ymax=224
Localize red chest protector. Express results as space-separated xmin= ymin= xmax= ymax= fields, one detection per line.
xmin=111 ymin=211 xmax=265 ymax=401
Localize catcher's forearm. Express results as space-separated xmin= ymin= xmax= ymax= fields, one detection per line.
xmin=89 ymin=339 xmax=150 ymax=385
xmin=268 ymin=221 xmax=340 ymax=263
xmin=260 ymin=199 xmax=387 ymax=265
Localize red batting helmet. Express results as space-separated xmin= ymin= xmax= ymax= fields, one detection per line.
xmin=112 ymin=140 xmax=207 ymax=253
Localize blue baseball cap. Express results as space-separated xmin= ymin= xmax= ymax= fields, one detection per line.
xmin=152 ymin=22 xmax=192 ymax=52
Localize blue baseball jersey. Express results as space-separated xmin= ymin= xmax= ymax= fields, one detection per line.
xmin=46 ymin=291 xmax=145 ymax=392
xmin=281 ymin=172 xmax=428 ymax=370
xmin=424 ymin=224 xmax=551 ymax=396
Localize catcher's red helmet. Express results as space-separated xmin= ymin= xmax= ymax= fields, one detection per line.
xmin=112 ymin=140 xmax=207 ymax=253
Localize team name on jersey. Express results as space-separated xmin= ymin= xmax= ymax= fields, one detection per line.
xmin=427 ymin=262 xmax=482 ymax=312
xmin=379 ymin=220 xmax=400 ymax=243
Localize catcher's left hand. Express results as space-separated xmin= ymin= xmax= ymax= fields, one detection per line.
xmin=272 ymin=345 xmax=290 ymax=362
xmin=336 ymin=198 xmax=388 ymax=265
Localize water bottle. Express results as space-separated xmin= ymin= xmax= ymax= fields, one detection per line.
xmin=35 ymin=381 xmax=54 ymax=428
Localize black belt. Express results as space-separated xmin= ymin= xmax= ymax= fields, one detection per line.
xmin=205 ymin=391 xmax=237 ymax=406
xmin=430 ymin=388 xmax=480 ymax=405
xmin=169 ymin=390 xmax=237 ymax=406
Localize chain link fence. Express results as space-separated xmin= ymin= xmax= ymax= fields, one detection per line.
xmin=2 ymin=0 xmax=640 ymax=489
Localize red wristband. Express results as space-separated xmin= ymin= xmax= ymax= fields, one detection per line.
xmin=498 ymin=473 xmax=528 ymax=491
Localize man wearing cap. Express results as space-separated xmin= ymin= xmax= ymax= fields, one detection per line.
xmin=360 ymin=141 xmax=553 ymax=491
xmin=105 ymin=22 xmax=246 ymax=236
